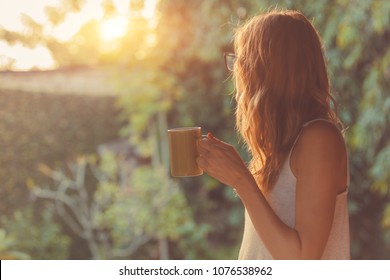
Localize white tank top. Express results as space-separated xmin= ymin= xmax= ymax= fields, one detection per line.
xmin=238 ymin=119 xmax=351 ymax=259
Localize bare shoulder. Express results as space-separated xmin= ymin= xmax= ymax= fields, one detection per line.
xmin=300 ymin=120 xmax=346 ymax=151
xmin=292 ymin=120 xmax=348 ymax=193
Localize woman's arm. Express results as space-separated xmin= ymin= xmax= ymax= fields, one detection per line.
xmin=197 ymin=122 xmax=347 ymax=259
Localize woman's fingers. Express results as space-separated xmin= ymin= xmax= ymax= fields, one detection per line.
xmin=198 ymin=134 xmax=233 ymax=162
xmin=198 ymin=141 xmax=223 ymax=160
xmin=196 ymin=156 xmax=207 ymax=171
xmin=197 ymin=156 xmax=219 ymax=177
xmin=197 ymin=139 xmax=220 ymax=172
xmin=196 ymin=133 xmax=248 ymax=187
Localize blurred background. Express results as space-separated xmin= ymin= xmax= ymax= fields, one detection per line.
xmin=0 ymin=0 xmax=389 ymax=260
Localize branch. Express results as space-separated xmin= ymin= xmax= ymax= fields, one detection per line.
xmin=55 ymin=200 xmax=85 ymax=238
xmin=112 ymin=235 xmax=152 ymax=258
xmin=33 ymin=187 xmax=91 ymax=234
xmin=33 ymin=188 xmax=77 ymax=208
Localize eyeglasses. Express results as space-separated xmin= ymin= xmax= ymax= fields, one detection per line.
xmin=224 ymin=52 xmax=236 ymax=71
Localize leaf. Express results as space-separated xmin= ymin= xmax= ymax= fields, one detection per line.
xmin=382 ymin=203 xmax=390 ymax=229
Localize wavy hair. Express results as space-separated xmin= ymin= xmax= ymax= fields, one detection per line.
xmin=233 ymin=10 xmax=341 ymax=193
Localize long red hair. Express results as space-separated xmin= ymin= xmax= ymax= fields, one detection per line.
xmin=233 ymin=10 xmax=341 ymax=193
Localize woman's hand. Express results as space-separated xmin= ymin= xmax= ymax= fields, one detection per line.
xmin=196 ymin=133 xmax=252 ymax=189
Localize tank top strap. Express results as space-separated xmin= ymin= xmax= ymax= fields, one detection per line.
xmin=288 ymin=118 xmax=328 ymax=159
xmin=303 ymin=118 xmax=335 ymax=127
xmin=288 ymin=118 xmax=350 ymax=187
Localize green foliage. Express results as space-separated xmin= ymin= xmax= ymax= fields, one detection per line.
xmin=129 ymin=166 xmax=194 ymax=240
xmin=114 ymin=0 xmax=250 ymax=259
xmin=250 ymin=0 xmax=390 ymax=260
xmin=117 ymin=70 xmax=180 ymax=157
xmin=0 ymin=207 xmax=70 ymax=259
xmin=0 ymin=90 xmax=121 ymax=219
xmin=34 ymin=151 xmax=199 ymax=259
xmin=1 ymin=0 xmax=390 ymax=259
xmin=0 ymin=229 xmax=30 ymax=260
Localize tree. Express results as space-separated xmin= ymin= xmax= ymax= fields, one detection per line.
xmin=33 ymin=153 xmax=197 ymax=259
xmin=137 ymin=0 xmax=390 ymax=259
xmin=2 ymin=0 xmax=389 ymax=259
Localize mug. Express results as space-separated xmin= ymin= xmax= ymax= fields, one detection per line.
xmin=168 ymin=127 xmax=203 ymax=177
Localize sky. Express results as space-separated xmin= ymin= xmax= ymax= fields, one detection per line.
xmin=0 ymin=0 xmax=156 ymax=71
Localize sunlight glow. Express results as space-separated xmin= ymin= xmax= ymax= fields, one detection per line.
xmin=142 ymin=0 xmax=158 ymax=19
xmin=99 ymin=16 xmax=128 ymax=42
xmin=0 ymin=0 xmax=159 ymax=70
xmin=0 ymin=42 xmax=56 ymax=70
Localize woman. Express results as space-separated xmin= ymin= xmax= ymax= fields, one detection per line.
xmin=196 ymin=10 xmax=350 ymax=259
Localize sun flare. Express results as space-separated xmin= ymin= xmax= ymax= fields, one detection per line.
xmin=99 ymin=16 xmax=128 ymax=42
xmin=142 ymin=0 xmax=158 ymax=19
